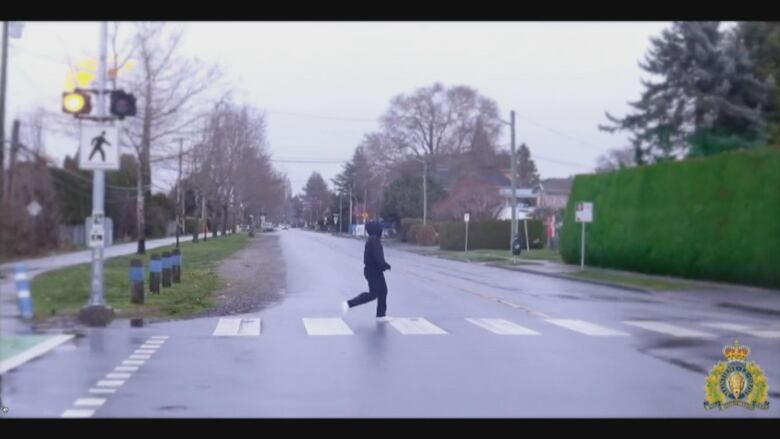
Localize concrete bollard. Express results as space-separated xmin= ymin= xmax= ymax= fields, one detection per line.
xmin=130 ymin=258 xmax=144 ymax=304
xmin=171 ymin=249 xmax=181 ymax=283
xmin=161 ymin=251 xmax=172 ymax=288
xmin=149 ymin=254 xmax=161 ymax=294
xmin=14 ymin=263 xmax=34 ymax=319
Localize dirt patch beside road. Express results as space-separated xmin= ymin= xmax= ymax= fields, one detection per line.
xmin=200 ymin=233 xmax=286 ymax=316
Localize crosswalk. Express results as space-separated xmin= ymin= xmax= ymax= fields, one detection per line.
xmin=209 ymin=316 xmax=780 ymax=339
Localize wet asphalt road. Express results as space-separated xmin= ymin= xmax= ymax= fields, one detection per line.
xmin=2 ymin=229 xmax=779 ymax=418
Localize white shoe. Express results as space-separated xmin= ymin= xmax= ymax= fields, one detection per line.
xmin=341 ymin=301 xmax=350 ymax=315
xmin=376 ymin=316 xmax=392 ymax=322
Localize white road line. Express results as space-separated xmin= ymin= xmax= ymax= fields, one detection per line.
xmin=61 ymin=409 xmax=95 ymax=418
xmin=89 ymin=388 xmax=116 ymax=394
xmin=134 ymin=350 xmax=155 ymax=354
xmin=238 ymin=318 xmax=261 ymax=336
xmin=545 ymin=319 xmax=629 ymax=336
xmin=145 ymin=340 xmax=165 ymax=345
xmin=106 ymin=373 xmax=131 ymax=379
xmin=114 ymin=366 xmax=138 ymax=372
xmin=389 ymin=317 xmax=448 ymax=335
xmin=139 ymin=344 xmax=160 ymax=349
xmin=128 ymin=354 xmax=151 ymax=360
xmin=121 ymin=360 xmax=144 ymax=366
xmin=466 ymin=318 xmax=540 ymax=335
xmin=302 ymin=318 xmax=354 ymax=336
xmin=0 ymin=334 xmax=75 ymax=374
xmin=74 ymin=398 xmax=106 ymax=407
xmin=623 ymin=321 xmax=715 ymax=338
xmin=212 ymin=318 xmax=242 ymax=336
xmin=96 ymin=380 xmax=124 ymax=387
xmin=701 ymin=322 xmax=780 ymax=338
xmin=150 ymin=336 xmax=169 ymax=340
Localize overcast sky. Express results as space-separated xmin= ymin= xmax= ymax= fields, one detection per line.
xmin=4 ymin=21 xmax=672 ymax=194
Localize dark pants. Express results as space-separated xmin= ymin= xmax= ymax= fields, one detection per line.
xmin=347 ymin=268 xmax=388 ymax=317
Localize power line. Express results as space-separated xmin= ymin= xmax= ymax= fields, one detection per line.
xmin=513 ymin=111 xmax=610 ymax=154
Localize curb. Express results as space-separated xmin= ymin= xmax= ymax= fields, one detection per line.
xmin=484 ymin=263 xmax=654 ymax=294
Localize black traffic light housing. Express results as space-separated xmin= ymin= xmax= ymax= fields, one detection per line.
xmin=110 ymin=89 xmax=137 ymax=119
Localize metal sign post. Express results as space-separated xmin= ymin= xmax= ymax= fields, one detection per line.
xmin=575 ymin=202 xmax=594 ymax=272
xmin=79 ymin=22 xmax=114 ymax=326
xmin=464 ymin=212 xmax=470 ymax=253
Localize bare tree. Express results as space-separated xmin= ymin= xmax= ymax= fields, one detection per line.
xmin=380 ymin=82 xmax=502 ymax=161
xmin=117 ymin=22 xmax=222 ymax=254
xmin=595 ymin=146 xmax=637 ymax=173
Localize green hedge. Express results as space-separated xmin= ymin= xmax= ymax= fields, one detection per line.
xmin=409 ymin=223 xmax=438 ymax=246
xmin=400 ymin=218 xmax=422 ymax=242
xmin=560 ymin=147 xmax=780 ymax=289
xmin=438 ymin=219 xmax=546 ymax=251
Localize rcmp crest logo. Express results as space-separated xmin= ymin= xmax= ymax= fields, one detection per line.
xmin=704 ymin=340 xmax=770 ymax=410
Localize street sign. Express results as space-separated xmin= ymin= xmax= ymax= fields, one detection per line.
xmin=464 ymin=213 xmax=470 ymax=223
xmin=87 ymin=213 xmax=105 ymax=248
xmin=80 ymin=125 xmax=119 ymax=170
xmin=26 ymin=201 xmax=42 ymax=217
xmin=575 ymin=202 xmax=593 ymax=223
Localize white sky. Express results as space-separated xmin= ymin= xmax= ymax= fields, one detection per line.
xmin=4 ymin=21 xmax=671 ymax=194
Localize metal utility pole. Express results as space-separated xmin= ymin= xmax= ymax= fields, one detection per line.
xmin=175 ymin=137 xmax=184 ymax=249
xmin=339 ymin=192 xmax=343 ymax=233
xmin=80 ymin=21 xmax=113 ymax=326
xmin=422 ymin=157 xmax=428 ymax=225
xmin=5 ymin=119 xmax=19 ymax=201
xmin=348 ymin=185 xmax=353 ymax=233
xmin=363 ymin=187 xmax=367 ymax=224
xmin=510 ymin=110 xmax=517 ymax=250
xmin=0 ymin=22 xmax=8 ymax=201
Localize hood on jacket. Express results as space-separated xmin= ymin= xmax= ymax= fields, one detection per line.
xmin=366 ymin=221 xmax=383 ymax=237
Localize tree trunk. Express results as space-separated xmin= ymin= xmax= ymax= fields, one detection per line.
xmin=136 ymin=165 xmax=146 ymax=254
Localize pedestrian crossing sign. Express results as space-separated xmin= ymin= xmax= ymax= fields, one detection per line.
xmin=80 ymin=125 xmax=119 ymax=170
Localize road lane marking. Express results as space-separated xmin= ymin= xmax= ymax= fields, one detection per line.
xmin=114 ymin=366 xmax=138 ymax=372
xmin=466 ymin=318 xmax=540 ymax=335
xmin=389 ymin=317 xmax=447 ymax=335
xmin=545 ymin=319 xmax=629 ymax=336
xmin=106 ymin=373 xmax=131 ymax=379
xmin=623 ymin=321 xmax=715 ymax=338
xmin=145 ymin=340 xmax=165 ymax=345
xmin=61 ymin=409 xmax=95 ymax=418
xmin=134 ymin=349 xmax=155 ymax=354
xmin=128 ymin=354 xmax=151 ymax=360
xmin=212 ymin=318 xmax=241 ymax=336
xmin=95 ymin=380 xmax=124 ymax=387
xmin=140 ymin=344 xmax=160 ymax=349
xmin=121 ymin=360 xmax=144 ymax=366
xmin=302 ymin=318 xmax=354 ymax=335
xmin=238 ymin=318 xmax=261 ymax=336
xmin=150 ymin=336 xmax=168 ymax=340
xmin=89 ymin=388 xmax=116 ymax=394
xmin=701 ymin=322 xmax=780 ymax=338
xmin=74 ymin=398 xmax=106 ymax=407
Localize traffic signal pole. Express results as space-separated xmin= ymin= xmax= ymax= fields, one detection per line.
xmin=79 ymin=21 xmax=114 ymax=326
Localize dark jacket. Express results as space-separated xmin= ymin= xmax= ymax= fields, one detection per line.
xmin=364 ymin=222 xmax=391 ymax=273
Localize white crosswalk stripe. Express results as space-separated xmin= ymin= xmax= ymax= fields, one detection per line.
xmin=302 ymin=318 xmax=354 ymax=335
xmin=212 ymin=318 xmax=261 ymax=336
xmin=545 ymin=319 xmax=629 ymax=336
xmin=623 ymin=321 xmax=716 ymax=338
xmin=61 ymin=409 xmax=95 ymax=418
xmin=701 ymin=322 xmax=780 ymax=338
xmin=466 ymin=318 xmax=540 ymax=335
xmin=389 ymin=317 xmax=447 ymax=335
